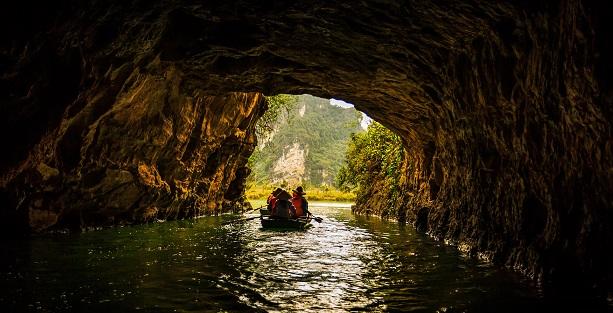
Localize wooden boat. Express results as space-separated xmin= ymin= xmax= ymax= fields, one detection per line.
xmin=260 ymin=216 xmax=312 ymax=230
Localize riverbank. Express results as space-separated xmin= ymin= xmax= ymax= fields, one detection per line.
xmin=246 ymin=185 xmax=355 ymax=202
xmin=248 ymin=199 xmax=353 ymax=210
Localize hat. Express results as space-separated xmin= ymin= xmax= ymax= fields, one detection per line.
xmin=292 ymin=186 xmax=306 ymax=195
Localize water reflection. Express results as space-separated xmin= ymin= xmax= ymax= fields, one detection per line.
xmin=0 ymin=204 xmax=604 ymax=312
xmin=235 ymin=216 xmax=383 ymax=312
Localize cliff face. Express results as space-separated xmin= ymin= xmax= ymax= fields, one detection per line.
xmin=1 ymin=0 xmax=611 ymax=295
xmin=251 ymin=95 xmax=363 ymax=186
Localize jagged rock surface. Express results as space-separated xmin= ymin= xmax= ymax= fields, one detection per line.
xmin=0 ymin=48 xmax=264 ymax=231
xmin=1 ymin=0 xmax=611 ymax=296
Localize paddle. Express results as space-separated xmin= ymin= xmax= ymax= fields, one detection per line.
xmin=221 ymin=215 xmax=261 ymax=225
xmin=245 ymin=205 xmax=265 ymax=214
xmin=308 ymin=214 xmax=323 ymax=223
xmin=222 ymin=205 xmax=266 ymax=225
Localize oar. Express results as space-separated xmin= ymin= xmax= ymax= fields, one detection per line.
xmin=308 ymin=214 xmax=323 ymax=223
xmin=221 ymin=215 xmax=260 ymax=225
xmin=245 ymin=205 xmax=265 ymax=214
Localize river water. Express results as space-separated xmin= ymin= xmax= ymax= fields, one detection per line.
xmin=0 ymin=202 xmax=601 ymax=312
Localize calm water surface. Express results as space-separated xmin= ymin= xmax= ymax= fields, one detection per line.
xmin=0 ymin=203 xmax=597 ymax=312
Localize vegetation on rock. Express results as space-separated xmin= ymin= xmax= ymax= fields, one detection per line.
xmin=336 ymin=122 xmax=404 ymax=217
xmin=249 ymin=95 xmax=363 ymax=187
xmin=255 ymin=94 xmax=299 ymax=140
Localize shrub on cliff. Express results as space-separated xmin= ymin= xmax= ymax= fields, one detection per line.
xmin=336 ymin=122 xmax=403 ymax=212
xmin=256 ymin=94 xmax=299 ymax=139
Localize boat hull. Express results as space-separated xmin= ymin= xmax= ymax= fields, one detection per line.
xmin=260 ymin=217 xmax=312 ymax=230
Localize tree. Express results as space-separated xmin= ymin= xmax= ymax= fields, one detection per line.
xmin=335 ymin=122 xmax=403 ymax=192
xmin=256 ymin=94 xmax=298 ymax=140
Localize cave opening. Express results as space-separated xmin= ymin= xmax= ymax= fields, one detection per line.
xmin=245 ymin=94 xmax=380 ymax=203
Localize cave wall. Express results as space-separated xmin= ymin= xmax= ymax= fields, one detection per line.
xmin=1 ymin=0 xmax=612 ymax=294
xmin=351 ymin=0 xmax=613 ymax=293
xmin=1 ymin=9 xmax=264 ymax=231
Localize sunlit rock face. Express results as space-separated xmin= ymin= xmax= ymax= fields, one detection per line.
xmin=2 ymin=0 xmax=611 ymax=295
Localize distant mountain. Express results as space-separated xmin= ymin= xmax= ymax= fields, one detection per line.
xmin=249 ymin=95 xmax=363 ymax=186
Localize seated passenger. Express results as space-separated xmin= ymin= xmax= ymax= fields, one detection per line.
xmin=267 ymin=187 xmax=283 ymax=215
xmin=272 ymin=189 xmax=292 ymax=219
xmin=291 ymin=186 xmax=309 ymax=217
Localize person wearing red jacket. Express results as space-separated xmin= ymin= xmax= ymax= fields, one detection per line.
xmin=267 ymin=187 xmax=282 ymax=215
xmin=290 ymin=186 xmax=309 ymax=217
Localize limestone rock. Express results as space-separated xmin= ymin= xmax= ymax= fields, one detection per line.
xmin=271 ymin=142 xmax=306 ymax=185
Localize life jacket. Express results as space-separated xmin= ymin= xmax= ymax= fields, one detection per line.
xmin=291 ymin=196 xmax=304 ymax=217
xmin=267 ymin=195 xmax=278 ymax=214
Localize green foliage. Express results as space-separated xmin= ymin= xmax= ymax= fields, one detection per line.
xmin=249 ymin=94 xmax=298 ymax=184
xmin=336 ymin=122 xmax=403 ymax=193
xmin=248 ymin=95 xmax=363 ymax=186
xmin=256 ymin=94 xmax=299 ymax=139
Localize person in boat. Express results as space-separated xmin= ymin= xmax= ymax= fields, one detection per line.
xmin=267 ymin=187 xmax=283 ymax=215
xmin=291 ymin=186 xmax=310 ymax=218
xmin=272 ymin=189 xmax=293 ymax=219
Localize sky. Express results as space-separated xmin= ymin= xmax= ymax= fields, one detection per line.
xmin=329 ymin=98 xmax=372 ymax=129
